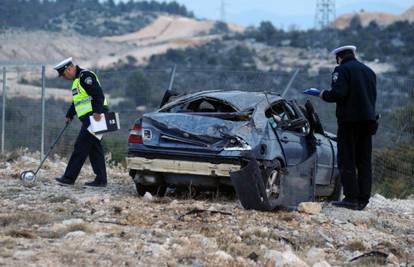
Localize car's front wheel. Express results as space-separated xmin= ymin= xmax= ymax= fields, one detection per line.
xmin=262 ymin=160 xmax=284 ymax=209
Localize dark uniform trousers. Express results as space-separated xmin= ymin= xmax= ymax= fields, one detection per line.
xmin=337 ymin=121 xmax=375 ymax=204
xmin=64 ymin=122 xmax=107 ymax=184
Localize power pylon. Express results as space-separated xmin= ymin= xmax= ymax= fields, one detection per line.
xmin=219 ymin=0 xmax=227 ymax=22
xmin=314 ymin=0 xmax=336 ymax=29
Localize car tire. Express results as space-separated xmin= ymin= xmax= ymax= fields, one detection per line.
xmin=135 ymin=182 xmax=167 ymax=197
xmin=262 ymin=160 xmax=284 ymax=210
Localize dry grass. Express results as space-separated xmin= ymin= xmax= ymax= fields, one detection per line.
xmin=47 ymin=195 xmax=75 ymax=203
xmin=0 ymin=212 xmax=54 ymax=227
xmin=346 ymin=240 xmax=367 ymax=251
xmin=5 ymin=229 xmax=37 ymax=239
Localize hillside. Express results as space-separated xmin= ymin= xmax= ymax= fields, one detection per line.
xmin=333 ymin=5 xmax=414 ymax=29
xmin=0 ymin=0 xmax=193 ymax=36
xmin=0 ymin=13 xmax=244 ymax=69
xmin=0 ymin=30 xmax=131 ymax=65
xmin=0 ymin=151 xmax=412 ymax=266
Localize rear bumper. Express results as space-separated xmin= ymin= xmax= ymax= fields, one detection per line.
xmin=126 ymin=156 xmax=241 ymax=177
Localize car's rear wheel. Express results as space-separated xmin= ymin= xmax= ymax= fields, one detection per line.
xmin=134 ymin=182 xmax=167 ymax=197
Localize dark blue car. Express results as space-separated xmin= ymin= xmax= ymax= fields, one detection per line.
xmin=127 ymin=90 xmax=340 ymax=211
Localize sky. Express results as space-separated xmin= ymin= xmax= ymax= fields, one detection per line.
xmin=117 ymin=0 xmax=414 ymax=29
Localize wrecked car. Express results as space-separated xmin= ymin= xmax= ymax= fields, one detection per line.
xmin=126 ymin=90 xmax=341 ymax=211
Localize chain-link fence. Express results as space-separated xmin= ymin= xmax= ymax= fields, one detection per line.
xmin=1 ymin=65 xmax=413 ymax=196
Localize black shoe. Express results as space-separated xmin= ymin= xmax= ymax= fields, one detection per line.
xmin=331 ymin=198 xmax=359 ymax=210
xmin=85 ymin=180 xmax=107 ymax=187
xmin=357 ymin=202 xmax=369 ymax=210
xmin=55 ymin=176 xmax=75 ymax=185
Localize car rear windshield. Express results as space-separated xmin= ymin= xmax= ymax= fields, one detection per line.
xmin=161 ymin=97 xmax=238 ymax=113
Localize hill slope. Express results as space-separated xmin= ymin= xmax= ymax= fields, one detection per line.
xmin=0 ymin=0 xmax=193 ymax=36
xmin=333 ymin=5 xmax=414 ymax=29
xmin=0 ymin=15 xmax=244 ymax=69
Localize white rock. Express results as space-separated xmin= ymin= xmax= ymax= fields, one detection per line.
xmin=95 ymin=232 xmax=111 ymax=238
xmin=298 ymin=202 xmax=322 ymax=215
xmin=13 ymin=250 xmax=36 ymax=259
xmin=265 ymin=250 xmax=309 ymax=267
xmin=64 ymin=231 xmax=86 ymax=239
xmin=17 ymin=204 xmax=30 ymax=210
xmin=306 ymin=247 xmax=326 ymax=265
xmin=214 ymin=250 xmax=233 ymax=261
xmin=386 ymin=253 xmax=399 ymax=265
xmin=94 ymin=210 xmax=106 ymax=217
xmin=144 ymin=243 xmax=170 ymax=257
xmin=312 ymin=261 xmax=331 ymax=267
xmin=264 ymin=250 xmax=283 ymax=263
xmin=143 ymin=192 xmax=153 ymax=201
xmin=62 ymin=218 xmax=84 ymax=225
xmin=169 ymin=200 xmax=179 ymax=206
xmin=372 ymin=193 xmax=386 ymax=201
xmin=50 ymin=223 xmax=66 ymax=233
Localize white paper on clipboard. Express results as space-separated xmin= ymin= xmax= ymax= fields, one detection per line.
xmin=87 ymin=114 xmax=105 ymax=140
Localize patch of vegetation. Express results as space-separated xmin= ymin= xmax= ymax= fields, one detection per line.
xmin=240 ymin=20 xmax=414 ymax=76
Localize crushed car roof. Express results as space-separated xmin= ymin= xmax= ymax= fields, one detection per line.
xmin=164 ymin=90 xmax=283 ymax=111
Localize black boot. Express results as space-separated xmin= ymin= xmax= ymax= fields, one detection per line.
xmin=55 ymin=176 xmax=75 ymax=185
xmin=331 ymin=197 xmax=359 ymax=210
xmin=85 ymin=180 xmax=107 ymax=187
xmin=357 ymin=201 xmax=369 ymax=210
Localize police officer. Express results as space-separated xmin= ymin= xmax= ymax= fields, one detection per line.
xmin=319 ymin=45 xmax=377 ymax=210
xmin=53 ymin=57 xmax=108 ymax=187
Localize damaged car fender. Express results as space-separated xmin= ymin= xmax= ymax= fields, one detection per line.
xmin=230 ymin=147 xmax=317 ymax=211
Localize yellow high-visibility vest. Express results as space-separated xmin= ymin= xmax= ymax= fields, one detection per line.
xmin=71 ymin=71 xmax=108 ymax=118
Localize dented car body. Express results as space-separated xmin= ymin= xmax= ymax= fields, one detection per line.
xmin=127 ymin=90 xmax=340 ymax=210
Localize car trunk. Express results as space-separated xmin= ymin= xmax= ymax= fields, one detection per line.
xmin=141 ymin=113 xmax=251 ymax=152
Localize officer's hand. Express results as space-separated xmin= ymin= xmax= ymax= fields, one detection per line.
xmin=65 ymin=117 xmax=72 ymax=124
xmin=93 ymin=113 xmax=102 ymax=121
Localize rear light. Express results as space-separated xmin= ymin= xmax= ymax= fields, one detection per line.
xmin=128 ymin=123 xmax=143 ymax=144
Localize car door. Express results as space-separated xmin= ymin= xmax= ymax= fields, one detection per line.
xmin=268 ymin=100 xmax=311 ymax=167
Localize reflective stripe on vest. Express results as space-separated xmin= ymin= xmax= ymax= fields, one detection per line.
xmin=71 ymin=71 xmax=108 ymax=118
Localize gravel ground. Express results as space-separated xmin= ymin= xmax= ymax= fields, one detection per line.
xmin=0 ymin=151 xmax=413 ymax=267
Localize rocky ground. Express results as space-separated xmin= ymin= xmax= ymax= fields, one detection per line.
xmin=0 ymin=150 xmax=413 ymax=267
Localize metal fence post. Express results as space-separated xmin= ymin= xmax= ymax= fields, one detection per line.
xmin=1 ymin=67 xmax=6 ymax=153
xmin=41 ymin=65 xmax=46 ymax=158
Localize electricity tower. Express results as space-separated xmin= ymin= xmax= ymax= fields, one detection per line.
xmin=219 ymin=0 xmax=227 ymax=22
xmin=314 ymin=0 xmax=336 ymax=29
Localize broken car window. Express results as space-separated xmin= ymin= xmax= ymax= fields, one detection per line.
xmin=162 ymin=97 xmax=237 ymax=113
xmin=265 ymin=101 xmax=307 ymax=133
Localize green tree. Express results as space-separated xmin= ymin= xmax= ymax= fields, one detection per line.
xmin=125 ymin=71 xmax=152 ymax=107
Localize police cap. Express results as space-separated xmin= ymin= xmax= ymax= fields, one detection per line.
xmin=330 ymin=45 xmax=357 ymax=56
xmin=53 ymin=57 xmax=73 ymax=76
